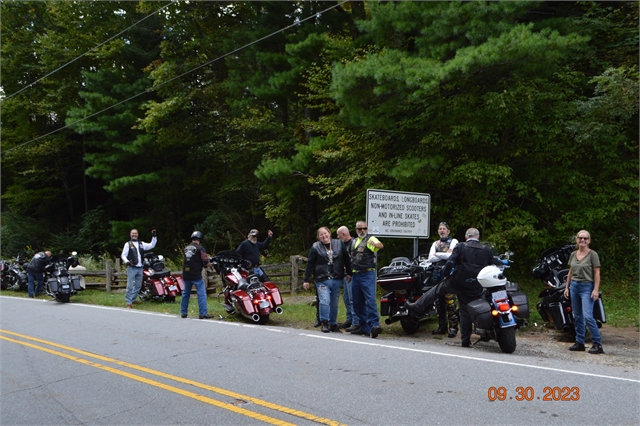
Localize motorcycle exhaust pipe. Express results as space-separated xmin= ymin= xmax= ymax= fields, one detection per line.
xmin=275 ymin=307 xmax=283 ymax=314
xmin=251 ymin=313 xmax=261 ymax=322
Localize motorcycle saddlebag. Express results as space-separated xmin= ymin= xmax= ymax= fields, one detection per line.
xmin=262 ymin=282 xmax=283 ymax=306
xmin=70 ymin=275 xmax=82 ymax=291
xmin=231 ymin=289 xmax=256 ymax=314
xmin=148 ymin=280 xmax=166 ymax=296
xmin=547 ymin=301 xmax=572 ymax=331
xmin=173 ymin=275 xmax=185 ymax=293
xmin=593 ymin=292 xmax=606 ymax=323
xmin=467 ymin=298 xmax=493 ymax=330
xmin=509 ymin=291 xmax=530 ymax=318
xmin=48 ymin=278 xmax=59 ymax=293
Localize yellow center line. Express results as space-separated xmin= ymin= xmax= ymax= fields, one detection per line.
xmin=0 ymin=329 xmax=346 ymax=426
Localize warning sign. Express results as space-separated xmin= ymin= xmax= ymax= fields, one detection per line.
xmin=366 ymin=189 xmax=430 ymax=238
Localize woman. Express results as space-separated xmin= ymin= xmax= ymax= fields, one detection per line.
xmin=303 ymin=227 xmax=351 ymax=333
xmin=563 ymin=230 xmax=604 ymax=354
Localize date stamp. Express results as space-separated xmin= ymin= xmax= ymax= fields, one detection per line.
xmin=488 ymin=386 xmax=580 ymax=401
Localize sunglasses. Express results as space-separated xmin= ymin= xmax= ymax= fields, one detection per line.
xmin=578 ymin=236 xmax=590 ymax=240
xmin=356 ymin=227 xmax=368 ymax=231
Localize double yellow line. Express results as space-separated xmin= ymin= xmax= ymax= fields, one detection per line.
xmin=0 ymin=329 xmax=346 ymax=426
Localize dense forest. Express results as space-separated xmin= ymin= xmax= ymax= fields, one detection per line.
xmin=1 ymin=1 xmax=638 ymax=280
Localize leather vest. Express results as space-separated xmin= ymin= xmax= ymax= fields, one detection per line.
xmin=182 ymin=242 xmax=205 ymax=280
xmin=127 ymin=240 xmax=144 ymax=266
xmin=350 ymin=235 xmax=376 ymax=271
xmin=312 ymin=239 xmax=346 ymax=281
xmin=433 ymin=237 xmax=453 ymax=266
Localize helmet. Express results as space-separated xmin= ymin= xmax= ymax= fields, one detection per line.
xmin=190 ymin=231 xmax=204 ymax=241
xmin=477 ymin=265 xmax=506 ymax=288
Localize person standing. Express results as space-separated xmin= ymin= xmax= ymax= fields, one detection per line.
xmin=303 ymin=227 xmax=352 ymax=333
xmin=337 ymin=225 xmax=359 ymax=331
xmin=406 ymin=228 xmax=500 ymax=347
xmin=26 ymin=251 xmax=52 ymax=298
xmin=564 ymin=230 xmax=604 ymax=354
xmin=121 ymin=229 xmax=157 ymax=308
xmin=424 ymin=222 xmax=459 ymax=338
xmin=180 ymin=231 xmax=214 ymax=319
xmin=349 ymin=220 xmax=384 ymax=338
xmin=236 ymin=229 xmax=273 ymax=282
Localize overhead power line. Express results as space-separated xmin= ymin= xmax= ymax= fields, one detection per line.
xmin=3 ymin=0 xmax=176 ymax=100
xmin=5 ymin=0 xmax=350 ymax=154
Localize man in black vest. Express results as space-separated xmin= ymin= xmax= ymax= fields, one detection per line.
xmin=236 ymin=229 xmax=273 ymax=282
xmin=406 ymin=228 xmax=501 ymax=347
xmin=337 ymin=225 xmax=359 ymax=331
xmin=26 ymin=250 xmax=52 ymax=297
xmin=180 ymin=231 xmax=214 ymax=319
xmin=121 ymin=228 xmax=157 ymax=308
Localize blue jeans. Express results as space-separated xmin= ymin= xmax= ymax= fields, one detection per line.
xmin=316 ymin=278 xmax=342 ymax=325
xmin=351 ymin=270 xmax=380 ymax=334
xmin=569 ymin=280 xmax=602 ymax=345
xmin=125 ymin=266 xmax=143 ymax=305
xmin=342 ymin=277 xmax=359 ymax=326
xmin=181 ymin=278 xmax=208 ymax=316
xmin=28 ymin=271 xmax=44 ymax=297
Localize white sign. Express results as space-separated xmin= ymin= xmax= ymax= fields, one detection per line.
xmin=366 ymin=189 xmax=430 ymax=238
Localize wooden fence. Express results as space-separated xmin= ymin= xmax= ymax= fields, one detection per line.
xmin=74 ymin=255 xmax=308 ymax=295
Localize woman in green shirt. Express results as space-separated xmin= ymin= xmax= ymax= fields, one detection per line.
xmin=563 ymin=230 xmax=603 ymax=354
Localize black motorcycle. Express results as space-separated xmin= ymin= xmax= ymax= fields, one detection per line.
xmin=377 ymin=255 xmax=443 ymax=334
xmin=1 ymin=255 xmax=29 ymax=291
xmin=44 ymin=252 xmax=83 ymax=303
xmin=532 ymin=244 xmax=606 ymax=336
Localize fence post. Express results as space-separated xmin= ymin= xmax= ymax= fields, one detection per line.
xmin=290 ymin=255 xmax=298 ymax=294
xmin=105 ymin=259 xmax=112 ymax=292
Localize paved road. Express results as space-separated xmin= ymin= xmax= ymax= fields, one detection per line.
xmin=1 ymin=296 xmax=638 ymax=425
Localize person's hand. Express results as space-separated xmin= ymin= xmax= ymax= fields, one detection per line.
xmin=302 ymin=282 xmax=310 ymax=290
xmin=563 ymin=287 xmax=570 ymax=299
xmin=151 ymin=229 xmax=157 ymax=238
xmin=591 ymin=290 xmax=599 ymax=300
xmin=268 ymin=230 xmax=273 ymax=238
xmin=346 ymin=275 xmax=352 ymax=283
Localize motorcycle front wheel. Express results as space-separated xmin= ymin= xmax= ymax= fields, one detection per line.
xmin=496 ymin=326 xmax=517 ymax=353
xmin=400 ymin=316 xmax=420 ymax=334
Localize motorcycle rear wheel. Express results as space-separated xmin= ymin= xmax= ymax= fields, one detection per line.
xmin=496 ymin=326 xmax=517 ymax=353
xmin=57 ymin=293 xmax=71 ymax=303
xmin=400 ymin=316 xmax=420 ymax=334
xmin=257 ymin=314 xmax=269 ymax=325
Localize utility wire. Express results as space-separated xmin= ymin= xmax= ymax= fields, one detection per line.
xmin=5 ymin=0 xmax=350 ymax=154
xmin=3 ymin=0 xmax=176 ymax=100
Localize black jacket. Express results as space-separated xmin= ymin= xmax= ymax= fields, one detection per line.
xmin=443 ymin=240 xmax=501 ymax=296
xmin=304 ymin=239 xmax=351 ymax=282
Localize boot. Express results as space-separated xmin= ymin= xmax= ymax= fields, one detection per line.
xmin=321 ymin=320 xmax=330 ymax=333
xmin=432 ymin=325 xmax=447 ymax=335
xmin=447 ymin=328 xmax=458 ymax=338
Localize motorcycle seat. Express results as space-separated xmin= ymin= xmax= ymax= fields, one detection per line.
xmin=151 ymin=270 xmax=170 ymax=279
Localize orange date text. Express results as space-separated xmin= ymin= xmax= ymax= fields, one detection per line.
xmin=487 ymin=386 xmax=580 ymax=401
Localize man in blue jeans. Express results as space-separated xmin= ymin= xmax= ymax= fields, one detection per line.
xmin=26 ymin=251 xmax=52 ymax=297
xmin=180 ymin=231 xmax=214 ymax=319
xmin=121 ymin=229 xmax=156 ymax=308
xmin=337 ymin=226 xmax=359 ymax=331
xmin=349 ymin=220 xmax=384 ymax=338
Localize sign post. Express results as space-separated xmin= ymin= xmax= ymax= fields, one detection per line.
xmin=366 ymin=189 xmax=430 ymax=256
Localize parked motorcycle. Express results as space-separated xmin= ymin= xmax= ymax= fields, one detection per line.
xmin=377 ymin=255 xmax=443 ymax=334
xmin=212 ymin=251 xmax=283 ymax=324
xmin=138 ymin=252 xmax=185 ymax=303
xmin=2 ymin=255 xmax=29 ymax=291
xmin=532 ymin=244 xmax=606 ymax=336
xmin=467 ymin=253 xmax=529 ymax=353
xmin=44 ymin=252 xmax=84 ymax=303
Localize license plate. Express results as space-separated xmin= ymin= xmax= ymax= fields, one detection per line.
xmin=492 ymin=290 xmax=508 ymax=301
xmin=168 ymin=285 xmax=177 ymax=292
xmin=259 ymin=300 xmax=270 ymax=309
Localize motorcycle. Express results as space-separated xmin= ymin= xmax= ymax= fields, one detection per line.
xmin=377 ymin=255 xmax=443 ymax=334
xmin=532 ymin=245 xmax=606 ymax=336
xmin=44 ymin=252 xmax=84 ymax=303
xmin=138 ymin=252 xmax=185 ymax=303
xmin=467 ymin=252 xmax=530 ymax=353
xmin=2 ymin=255 xmax=29 ymax=291
xmin=211 ymin=251 xmax=283 ymax=324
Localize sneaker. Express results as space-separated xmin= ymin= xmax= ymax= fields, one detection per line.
xmin=569 ymin=342 xmax=586 ymax=351
xmin=432 ymin=325 xmax=447 ymax=335
xmin=329 ymin=324 xmax=342 ymax=333
xmin=370 ymin=326 xmax=382 ymax=339
xmin=126 ymin=304 xmax=132 ymax=309
xmin=321 ymin=320 xmax=330 ymax=333
xmin=345 ymin=324 xmax=360 ymax=332
xmin=338 ymin=321 xmax=351 ymax=329
xmin=350 ymin=328 xmax=366 ymax=335
xmin=199 ymin=314 xmax=214 ymax=319
xmin=588 ymin=343 xmax=604 ymax=354
xmin=405 ymin=302 xmax=423 ymax=317
xmin=448 ymin=328 xmax=458 ymax=338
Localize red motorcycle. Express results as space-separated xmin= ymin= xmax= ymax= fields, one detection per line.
xmin=211 ymin=251 xmax=283 ymax=324
xmin=139 ymin=253 xmax=184 ymax=303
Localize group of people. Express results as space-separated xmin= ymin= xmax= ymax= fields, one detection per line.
xmin=119 ymin=224 xmax=605 ymax=353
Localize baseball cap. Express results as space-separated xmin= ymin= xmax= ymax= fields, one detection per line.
xmin=249 ymin=229 xmax=259 ymax=236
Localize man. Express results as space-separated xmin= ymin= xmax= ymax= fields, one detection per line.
xmin=180 ymin=231 xmax=214 ymax=319
xmin=406 ymin=228 xmax=500 ymax=347
xmin=349 ymin=220 xmax=384 ymax=338
xmin=424 ymin=222 xmax=459 ymax=338
xmin=236 ymin=228 xmax=273 ymax=282
xmin=121 ymin=228 xmax=157 ymax=308
xmin=336 ymin=225 xmax=359 ymax=332
xmin=26 ymin=250 xmax=52 ymax=298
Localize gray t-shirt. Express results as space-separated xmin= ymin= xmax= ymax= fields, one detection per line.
xmin=568 ymin=250 xmax=601 ymax=282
